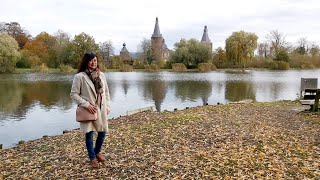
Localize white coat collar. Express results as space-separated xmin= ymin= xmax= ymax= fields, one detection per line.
xmin=82 ymin=72 xmax=97 ymax=98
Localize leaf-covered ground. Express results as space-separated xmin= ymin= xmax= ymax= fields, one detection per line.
xmin=1 ymin=101 xmax=319 ymax=179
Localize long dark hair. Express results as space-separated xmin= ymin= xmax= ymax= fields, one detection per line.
xmin=77 ymin=52 xmax=99 ymax=73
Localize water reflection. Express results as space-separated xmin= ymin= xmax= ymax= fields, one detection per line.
xmin=0 ymin=81 xmax=72 ymax=121
xmin=142 ymin=79 xmax=167 ymax=112
xmin=225 ymin=80 xmax=256 ymax=102
xmin=173 ymin=80 xmax=212 ymax=105
xmin=121 ymin=79 xmax=130 ymax=96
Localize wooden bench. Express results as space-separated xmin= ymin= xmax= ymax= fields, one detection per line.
xmin=300 ymin=88 xmax=320 ymax=111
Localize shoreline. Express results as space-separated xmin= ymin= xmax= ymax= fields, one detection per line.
xmin=1 ymin=101 xmax=319 ymax=178
xmin=11 ymin=67 xmax=320 ymax=74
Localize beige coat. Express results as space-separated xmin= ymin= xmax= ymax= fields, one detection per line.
xmin=70 ymin=72 xmax=110 ymax=133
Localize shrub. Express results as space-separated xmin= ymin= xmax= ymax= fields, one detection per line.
xmin=120 ymin=64 xmax=133 ymax=72
xmin=276 ymin=61 xmax=290 ymax=70
xmin=33 ymin=63 xmax=49 ymax=73
xmin=59 ymin=64 xmax=74 ymax=73
xmin=266 ymin=60 xmax=289 ymax=70
xmin=132 ymin=59 xmax=145 ymax=69
xmin=172 ymin=63 xmax=187 ymax=71
xmin=274 ymin=49 xmax=289 ymax=62
xmin=289 ymin=54 xmax=320 ymax=69
xmin=157 ymin=59 xmax=166 ymax=69
xmin=16 ymin=58 xmax=31 ymax=68
xmin=144 ymin=64 xmax=159 ymax=71
xmin=198 ymin=63 xmax=217 ymax=71
xmin=300 ymin=62 xmax=315 ymax=69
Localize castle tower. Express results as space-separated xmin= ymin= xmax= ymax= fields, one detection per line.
xmin=120 ymin=43 xmax=131 ymax=64
xmin=151 ymin=17 xmax=163 ymax=62
xmin=201 ymin=25 xmax=212 ymax=52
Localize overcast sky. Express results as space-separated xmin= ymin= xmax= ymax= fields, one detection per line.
xmin=2 ymin=0 xmax=320 ymax=53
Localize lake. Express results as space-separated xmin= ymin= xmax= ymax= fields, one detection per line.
xmin=0 ymin=69 xmax=319 ymax=148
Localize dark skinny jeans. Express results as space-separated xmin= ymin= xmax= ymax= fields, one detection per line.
xmin=85 ymin=131 xmax=106 ymax=160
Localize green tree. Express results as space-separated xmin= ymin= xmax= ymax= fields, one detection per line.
xmin=111 ymin=55 xmax=123 ymax=69
xmin=225 ymin=31 xmax=258 ymax=68
xmin=99 ymin=40 xmax=114 ymax=61
xmin=53 ymin=30 xmax=71 ymax=67
xmin=170 ymin=38 xmax=212 ymax=68
xmin=274 ymin=48 xmax=289 ymax=62
xmin=68 ymin=32 xmax=99 ymax=68
xmin=0 ymin=32 xmax=20 ymax=73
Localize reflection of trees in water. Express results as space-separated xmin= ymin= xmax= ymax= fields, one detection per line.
xmin=225 ymin=80 xmax=256 ymax=102
xmin=0 ymin=80 xmax=23 ymax=114
xmin=174 ymin=81 xmax=212 ymax=105
xmin=0 ymin=81 xmax=73 ymax=119
xmin=143 ymin=80 xmax=167 ymax=112
xmin=22 ymin=82 xmax=72 ymax=110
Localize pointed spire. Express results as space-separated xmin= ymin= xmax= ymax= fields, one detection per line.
xmin=201 ymin=25 xmax=211 ymax=43
xmin=120 ymin=42 xmax=129 ymax=53
xmin=152 ymin=17 xmax=162 ymax=38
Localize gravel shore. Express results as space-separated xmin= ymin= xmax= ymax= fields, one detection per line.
xmin=1 ymin=101 xmax=319 ymax=179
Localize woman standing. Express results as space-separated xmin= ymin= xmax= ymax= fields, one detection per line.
xmin=70 ymin=52 xmax=110 ymax=168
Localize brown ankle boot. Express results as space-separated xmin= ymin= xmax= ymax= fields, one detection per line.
xmin=96 ymin=154 xmax=106 ymax=162
xmin=90 ymin=159 xmax=100 ymax=168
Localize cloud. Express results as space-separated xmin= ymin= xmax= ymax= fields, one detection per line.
xmin=1 ymin=0 xmax=319 ymax=53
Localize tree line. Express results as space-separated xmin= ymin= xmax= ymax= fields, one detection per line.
xmin=0 ymin=22 xmax=320 ymax=73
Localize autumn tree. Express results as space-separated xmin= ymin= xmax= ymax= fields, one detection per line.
xmin=225 ymin=31 xmax=258 ymax=68
xmin=35 ymin=32 xmax=58 ymax=67
xmin=0 ymin=22 xmax=30 ymax=48
xmin=21 ymin=40 xmax=48 ymax=67
xmin=0 ymin=32 xmax=20 ymax=73
xmin=170 ymin=38 xmax=212 ymax=68
xmin=212 ymin=47 xmax=227 ymax=68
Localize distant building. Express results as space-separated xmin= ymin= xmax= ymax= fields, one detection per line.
xmin=151 ymin=17 xmax=170 ymax=62
xmin=119 ymin=43 xmax=133 ymax=65
xmin=162 ymin=39 xmax=170 ymax=61
xmin=117 ymin=19 xmax=211 ymax=64
xmin=201 ymin=25 xmax=212 ymax=52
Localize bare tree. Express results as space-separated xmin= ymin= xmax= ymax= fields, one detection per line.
xmin=137 ymin=38 xmax=152 ymax=64
xmin=296 ymin=37 xmax=310 ymax=55
xmin=258 ymin=42 xmax=269 ymax=58
xmin=266 ymin=30 xmax=287 ymax=57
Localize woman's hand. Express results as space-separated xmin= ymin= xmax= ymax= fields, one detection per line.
xmin=106 ymin=107 xmax=110 ymax=115
xmin=87 ymin=104 xmax=97 ymax=114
